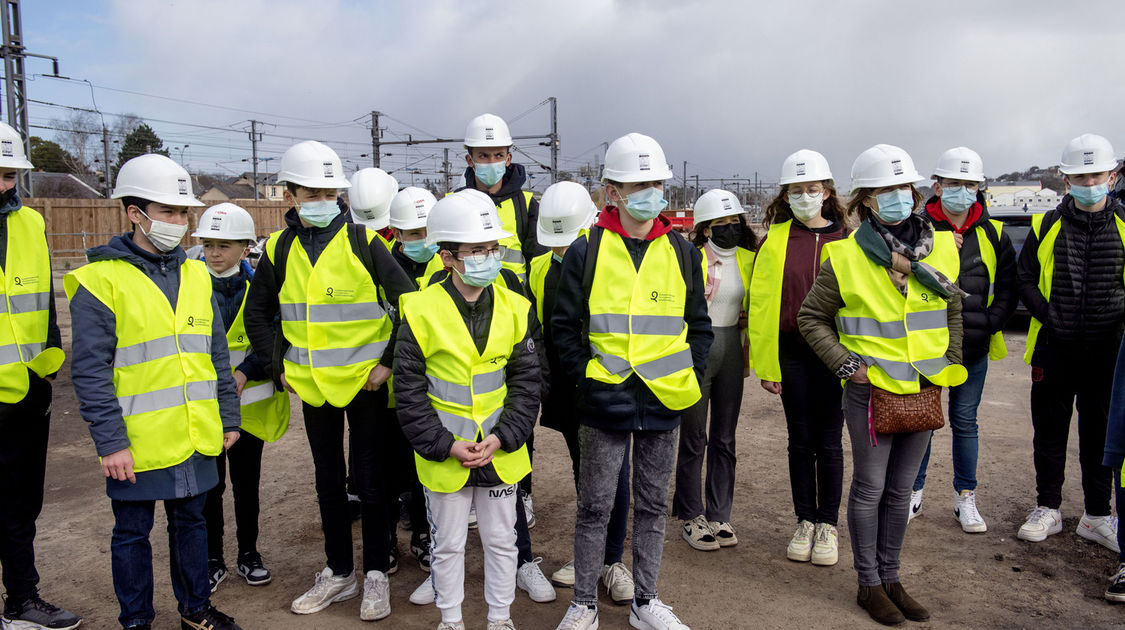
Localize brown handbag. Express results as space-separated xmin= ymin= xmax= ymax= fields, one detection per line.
xmin=868 ymin=385 xmax=945 ymax=438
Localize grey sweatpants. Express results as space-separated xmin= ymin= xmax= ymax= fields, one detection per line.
xmin=843 ymin=382 xmax=931 ymax=587
xmin=673 ymin=325 xmax=744 ymax=522
xmin=573 ymin=424 xmax=678 ymax=606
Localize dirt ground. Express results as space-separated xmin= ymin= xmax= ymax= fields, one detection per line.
xmin=34 ymin=290 xmax=1125 ymax=630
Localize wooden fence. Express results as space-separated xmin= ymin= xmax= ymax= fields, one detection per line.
xmin=30 ymin=198 xmax=291 ymax=259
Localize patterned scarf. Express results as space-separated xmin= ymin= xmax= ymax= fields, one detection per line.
xmin=855 ymin=215 xmax=967 ymax=299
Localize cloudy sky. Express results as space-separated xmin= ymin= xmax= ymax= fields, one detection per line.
xmin=22 ymin=0 xmax=1125 ymax=191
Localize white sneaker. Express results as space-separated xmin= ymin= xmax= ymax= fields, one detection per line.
xmin=954 ymin=490 xmax=988 ymax=533
xmin=1078 ymin=513 xmax=1120 ymax=553
xmin=1017 ymin=506 xmax=1063 ymax=542
xmin=468 ymin=504 xmax=478 ymax=530
xmin=630 ymin=599 xmax=689 ymax=630
xmin=290 ymin=567 xmax=359 ymax=614
xmin=360 ymin=570 xmax=391 ymax=621
xmin=437 ymin=622 xmax=466 ymax=630
xmin=551 ymin=560 xmax=576 ymax=587
xmin=601 ymin=562 xmax=634 ymax=605
xmin=409 ymin=574 xmax=435 ymax=605
xmin=517 ymin=557 xmax=557 ymax=602
xmin=681 ymin=515 xmax=719 ymax=551
xmin=707 ymin=520 xmax=738 ymax=547
xmin=556 ymin=602 xmax=599 ymax=630
xmin=786 ymin=520 xmax=815 ymax=562
xmin=523 ymin=493 xmax=536 ymax=529
xmin=488 ymin=620 xmax=516 ymax=630
xmin=907 ymin=488 xmax=924 ymax=522
xmin=810 ymin=523 xmax=838 ymax=566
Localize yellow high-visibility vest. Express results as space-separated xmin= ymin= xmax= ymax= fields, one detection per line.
xmin=400 ymin=282 xmax=532 ymax=493
xmin=266 ymin=225 xmax=392 ymax=408
xmin=974 ymin=219 xmax=1009 ymax=360
xmin=0 ymin=206 xmax=64 ymax=401
xmin=528 ymin=252 xmax=552 ymax=324
xmin=1024 ymin=211 xmax=1125 ymax=364
xmin=64 ymin=258 xmax=223 ymax=472
xmin=496 ymin=191 xmax=534 ymax=282
xmin=825 ymin=232 xmax=968 ymax=394
xmin=226 ymin=288 xmax=290 ymax=442
xmin=747 ymin=220 xmax=796 ymax=382
xmin=413 ymin=255 xmax=447 ymax=290
xmin=586 ymin=230 xmax=701 ymax=410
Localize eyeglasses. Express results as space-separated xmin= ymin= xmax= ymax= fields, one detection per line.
xmin=454 ymin=246 xmax=501 ymax=264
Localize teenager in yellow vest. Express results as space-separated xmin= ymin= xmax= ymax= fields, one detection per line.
xmin=242 ymin=141 xmax=414 ymax=622
xmin=395 ymin=190 xmax=540 ymax=630
xmin=552 ymin=134 xmax=712 ymax=630
xmin=749 ymin=150 xmax=848 ymax=567
xmin=389 ymin=186 xmax=443 ymax=289
xmin=458 ymin=114 xmax=545 ymax=283
xmin=67 ymin=154 xmax=243 ymax=630
xmin=194 ymin=202 xmax=289 ymax=593
xmin=673 ymin=189 xmax=757 ymax=554
xmin=0 ymin=122 xmax=80 ymax=630
xmin=1016 ymin=134 xmax=1125 ymax=552
xmin=798 ymin=145 xmax=966 ymax=627
xmin=910 ymin=147 xmax=1018 ymax=534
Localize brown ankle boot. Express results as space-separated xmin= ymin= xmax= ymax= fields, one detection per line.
xmin=857 ymin=585 xmax=905 ymax=626
xmin=882 ymin=581 xmax=930 ymax=622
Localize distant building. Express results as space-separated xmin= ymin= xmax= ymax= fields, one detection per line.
xmin=233 ymin=172 xmax=285 ymax=201
xmin=988 ymin=180 xmax=1041 ymax=206
xmin=30 ymin=172 xmax=103 ymax=198
xmin=199 ymin=182 xmax=258 ymax=202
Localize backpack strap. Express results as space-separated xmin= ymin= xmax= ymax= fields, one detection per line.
xmin=270 ymin=227 xmax=297 ymax=291
xmin=668 ymin=230 xmax=695 ymax=297
xmin=513 ymin=190 xmax=531 ymax=249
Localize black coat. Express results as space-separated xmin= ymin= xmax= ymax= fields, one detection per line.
xmin=925 ymin=197 xmax=1018 ymax=362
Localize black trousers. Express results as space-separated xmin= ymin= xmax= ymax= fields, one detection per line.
xmin=386 ymin=407 xmax=428 ymax=545
xmin=303 ymin=388 xmax=394 ymax=575
xmin=0 ymin=373 xmax=51 ymax=604
xmin=202 ymin=430 xmax=265 ymax=562
xmin=778 ymin=334 xmax=845 ymax=525
xmin=1031 ymin=340 xmax=1118 ymax=515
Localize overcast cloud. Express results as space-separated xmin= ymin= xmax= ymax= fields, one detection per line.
xmin=23 ymin=0 xmax=1125 ymax=189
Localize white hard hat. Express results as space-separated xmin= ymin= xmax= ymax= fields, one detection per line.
xmin=1060 ymin=134 xmax=1118 ymax=175
xmin=389 ymin=186 xmax=438 ymax=231
xmin=779 ymin=149 xmax=832 ymax=185
xmin=537 ymin=182 xmax=596 ymax=247
xmin=425 ymin=189 xmax=511 ymax=247
xmin=602 ymin=133 xmax=674 ymax=183
xmin=692 ymin=189 xmax=745 ymax=226
xmin=849 ymin=144 xmax=926 ymax=190
xmin=0 ymin=122 xmax=32 ymax=169
xmin=464 ymin=113 xmax=513 ymax=148
xmin=275 ymin=140 xmax=350 ymax=189
xmin=192 ymin=202 xmax=256 ymax=241
xmin=932 ymin=147 xmax=985 ymax=182
xmin=348 ymin=168 xmax=398 ymax=230
xmin=112 ymin=153 xmax=204 ymax=207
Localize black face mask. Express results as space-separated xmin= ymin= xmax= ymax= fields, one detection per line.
xmin=709 ymin=223 xmax=742 ymax=249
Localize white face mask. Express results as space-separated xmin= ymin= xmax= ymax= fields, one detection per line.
xmin=788 ymin=192 xmax=824 ymax=222
xmin=138 ymin=209 xmax=188 ymax=253
xmin=207 ymin=263 xmax=241 ymax=278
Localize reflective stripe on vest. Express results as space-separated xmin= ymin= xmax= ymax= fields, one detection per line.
xmin=226 ymin=286 xmax=290 ymax=442
xmin=585 ymin=230 xmax=701 ymax=410
xmin=267 ymin=225 xmax=392 ymax=407
xmin=63 ymin=258 xmax=222 ymax=472
xmin=976 ymin=219 xmax=1008 ymax=360
xmin=0 ymin=207 xmax=64 ymax=402
xmin=1024 ymin=211 xmax=1125 ymax=364
xmin=825 ymin=233 xmax=968 ymax=394
xmin=401 ymin=282 xmax=532 ymax=493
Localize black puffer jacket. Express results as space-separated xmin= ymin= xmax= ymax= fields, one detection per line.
xmin=925 ymin=197 xmax=1018 ymax=362
xmin=1019 ymin=195 xmax=1125 ymax=356
xmin=394 ymin=278 xmax=541 ymax=487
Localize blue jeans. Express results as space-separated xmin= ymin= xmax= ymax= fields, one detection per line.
xmin=913 ymin=356 xmax=989 ymax=493
xmin=111 ymin=494 xmax=211 ymax=628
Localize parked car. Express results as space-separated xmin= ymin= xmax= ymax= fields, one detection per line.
xmin=989 ymin=205 xmax=1047 ymax=316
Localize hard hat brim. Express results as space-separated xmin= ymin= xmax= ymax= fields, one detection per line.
xmin=778 ymin=174 xmax=834 ymax=185
xmin=537 ymin=224 xmax=583 ymax=247
xmin=425 ymin=227 xmax=512 ymax=248
xmin=601 ymin=166 xmax=675 ymax=183
xmin=931 ymin=168 xmax=985 ymax=182
xmin=111 ymin=185 xmax=205 ymax=207
xmin=1059 ymin=162 xmax=1120 ymax=175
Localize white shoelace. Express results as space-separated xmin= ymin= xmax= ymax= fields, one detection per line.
xmin=1026 ymin=506 xmax=1054 ymax=525
xmin=559 ymin=603 xmax=595 ymax=629
xmin=815 ymin=525 xmax=835 ymax=545
xmin=641 ymin=599 xmax=683 ymax=624
xmin=794 ymin=521 xmax=815 ymax=542
xmin=521 ymin=558 xmax=552 ymax=590
xmin=1111 ymin=564 xmax=1125 ymax=583
xmin=604 ymin=563 xmax=633 ymax=589
xmin=959 ymin=495 xmax=983 ymax=524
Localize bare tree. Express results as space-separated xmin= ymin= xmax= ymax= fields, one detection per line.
xmin=48 ymin=110 xmax=98 ymax=174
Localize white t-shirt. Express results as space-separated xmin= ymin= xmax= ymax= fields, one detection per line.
xmin=706 ymin=243 xmax=744 ymax=327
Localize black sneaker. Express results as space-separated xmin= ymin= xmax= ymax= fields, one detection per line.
xmin=411 ymin=534 xmax=432 ymax=573
xmin=181 ymin=606 xmax=241 ymax=630
xmin=1107 ymin=563 xmax=1125 ymax=602
xmin=237 ymin=551 xmax=272 ymax=586
xmin=207 ymin=558 xmax=228 ymax=593
xmin=124 ymin=625 xmax=151 ymax=630
xmin=1 ymin=595 xmax=82 ymax=629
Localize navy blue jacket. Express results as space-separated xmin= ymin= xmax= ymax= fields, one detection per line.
xmin=69 ymin=234 xmax=240 ymax=500
xmin=1104 ymin=334 xmax=1125 ymax=470
xmin=551 ymin=221 xmax=712 ymax=432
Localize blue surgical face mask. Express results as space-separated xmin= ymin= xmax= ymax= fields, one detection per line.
xmin=298 ymin=200 xmax=339 ymax=228
xmin=1070 ymin=182 xmax=1109 ymax=207
xmin=402 ymin=238 xmax=438 ymax=263
xmin=474 ymin=161 xmax=506 ymax=187
xmin=940 ymin=185 xmax=977 ymax=214
xmin=552 ymin=252 xmax=564 ymax=263
xmin=621 ymin=186 xmax=668 ymax=221
xmin=874 ymin=188 xmax=915 ymax=223
xmin=456 ymin=252 xmax=502 ymax=287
